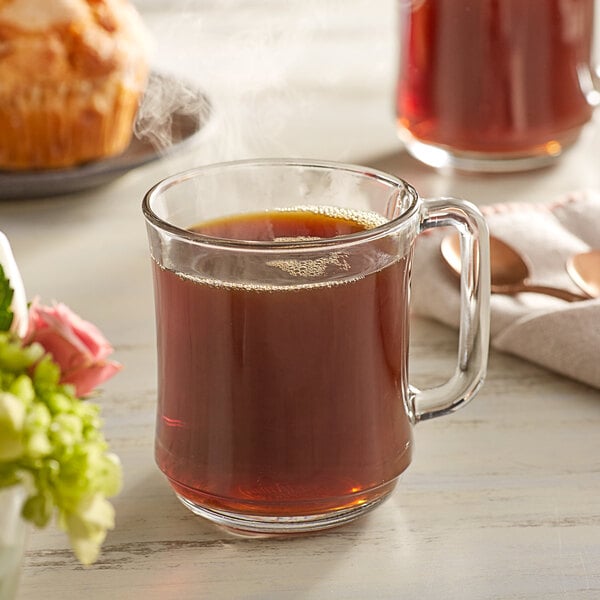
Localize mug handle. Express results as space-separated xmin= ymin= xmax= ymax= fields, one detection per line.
xmin=409 ymin=198 xmax=491 ymax=422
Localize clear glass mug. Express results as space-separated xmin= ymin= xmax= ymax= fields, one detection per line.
xmin=396 ymin=0 xmax=599 ymax=172
xmin=143 ymin=159 xmax=490 ymax=534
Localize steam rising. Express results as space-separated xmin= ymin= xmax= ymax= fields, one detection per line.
xmin=132 ymin=0 xmax=383 ymax=162
xmin=134 ymin=72 xmax=212 ymax=152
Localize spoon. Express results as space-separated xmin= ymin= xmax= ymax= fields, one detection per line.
xmin=440 ymin=233 xmax=590 ymax=302
xmin=566 ymin=250 xmax=600 ymax=299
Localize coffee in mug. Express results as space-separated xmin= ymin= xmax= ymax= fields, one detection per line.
xmin=143 ymin=159 xmax=490 ymax=533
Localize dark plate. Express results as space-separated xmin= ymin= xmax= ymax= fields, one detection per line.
xmin=0 ymin=72 xmax=211 ymax=200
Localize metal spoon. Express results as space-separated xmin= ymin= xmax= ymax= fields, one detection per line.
xmin=440 ymin=233 xmax=590 ymax=302
xmin=566 ymin=250 xmax=600 ymax=299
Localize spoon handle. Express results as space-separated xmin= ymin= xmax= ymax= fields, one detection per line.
xmin=494 ymin=283 xmax=590 ymax=302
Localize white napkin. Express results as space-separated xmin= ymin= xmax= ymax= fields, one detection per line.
xmin=411 ymin=190 xmax=600 ymax=389
xmin=0 ymin=231 xmax=28 ymax=338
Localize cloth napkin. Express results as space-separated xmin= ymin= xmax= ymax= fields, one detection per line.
xmin=411 ymin=189 xmax=600 ymax=390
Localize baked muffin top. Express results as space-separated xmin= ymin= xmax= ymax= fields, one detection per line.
xmin=0 ymin=0 xmax=149 ymax=91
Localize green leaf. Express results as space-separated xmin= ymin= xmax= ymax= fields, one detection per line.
xmin=22 ymin=490 xmax=54 ymax=528
xmin=0 ymin=264 xmax=14 ymax=332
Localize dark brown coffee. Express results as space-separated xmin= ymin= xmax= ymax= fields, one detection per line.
xmin=153 ymin=209 xmax=413 ymax=516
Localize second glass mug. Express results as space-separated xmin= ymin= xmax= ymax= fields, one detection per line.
xmin=396 ymin=0 xmax=599 ymax=172
xmin=143 ymin=159 xmax=490 ymax=534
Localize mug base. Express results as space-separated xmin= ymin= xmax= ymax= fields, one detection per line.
xmin=176 ymin=491 xmax=393 ymax=535
xmin=397 ymin=127 xmax=580 ymax=173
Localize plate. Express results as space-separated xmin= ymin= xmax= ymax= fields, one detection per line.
xmin=0 ymin=72 xmax=211 ymax=200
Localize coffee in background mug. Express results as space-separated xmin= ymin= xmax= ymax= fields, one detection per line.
xmin=396 ymin=0 xmax=599 ymax=172
xmin=143 ymin=159 xmax=490 ymax=534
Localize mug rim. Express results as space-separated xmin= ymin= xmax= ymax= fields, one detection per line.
xmin=142 ymin=158 xmax=420 ymax=251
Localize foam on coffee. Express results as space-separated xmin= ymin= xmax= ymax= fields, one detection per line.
xmin=167 ymin=205 xmax=398 ymax=291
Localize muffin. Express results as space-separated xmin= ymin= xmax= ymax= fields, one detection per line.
xmin=0 ymin=0 xmax=149 ymax=170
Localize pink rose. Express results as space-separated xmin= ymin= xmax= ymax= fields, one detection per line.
xmin=25 ymin=299 xmax=122 ymax=397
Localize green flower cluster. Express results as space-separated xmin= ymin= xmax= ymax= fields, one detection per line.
xmin=0 ymin=332 xmax=122 ymax=565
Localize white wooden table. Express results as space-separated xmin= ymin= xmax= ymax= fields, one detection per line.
xmin=4 ymin=1 xmax=600 ymax=598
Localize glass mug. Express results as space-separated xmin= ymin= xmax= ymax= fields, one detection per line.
xmin=143 ymin=159 xmax=490 ymax=534
xmin=396 ymin=0 xmax=599 ymax=172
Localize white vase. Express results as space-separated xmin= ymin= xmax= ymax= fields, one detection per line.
xmin=0 ymin=486 xmax=29 ymax=600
